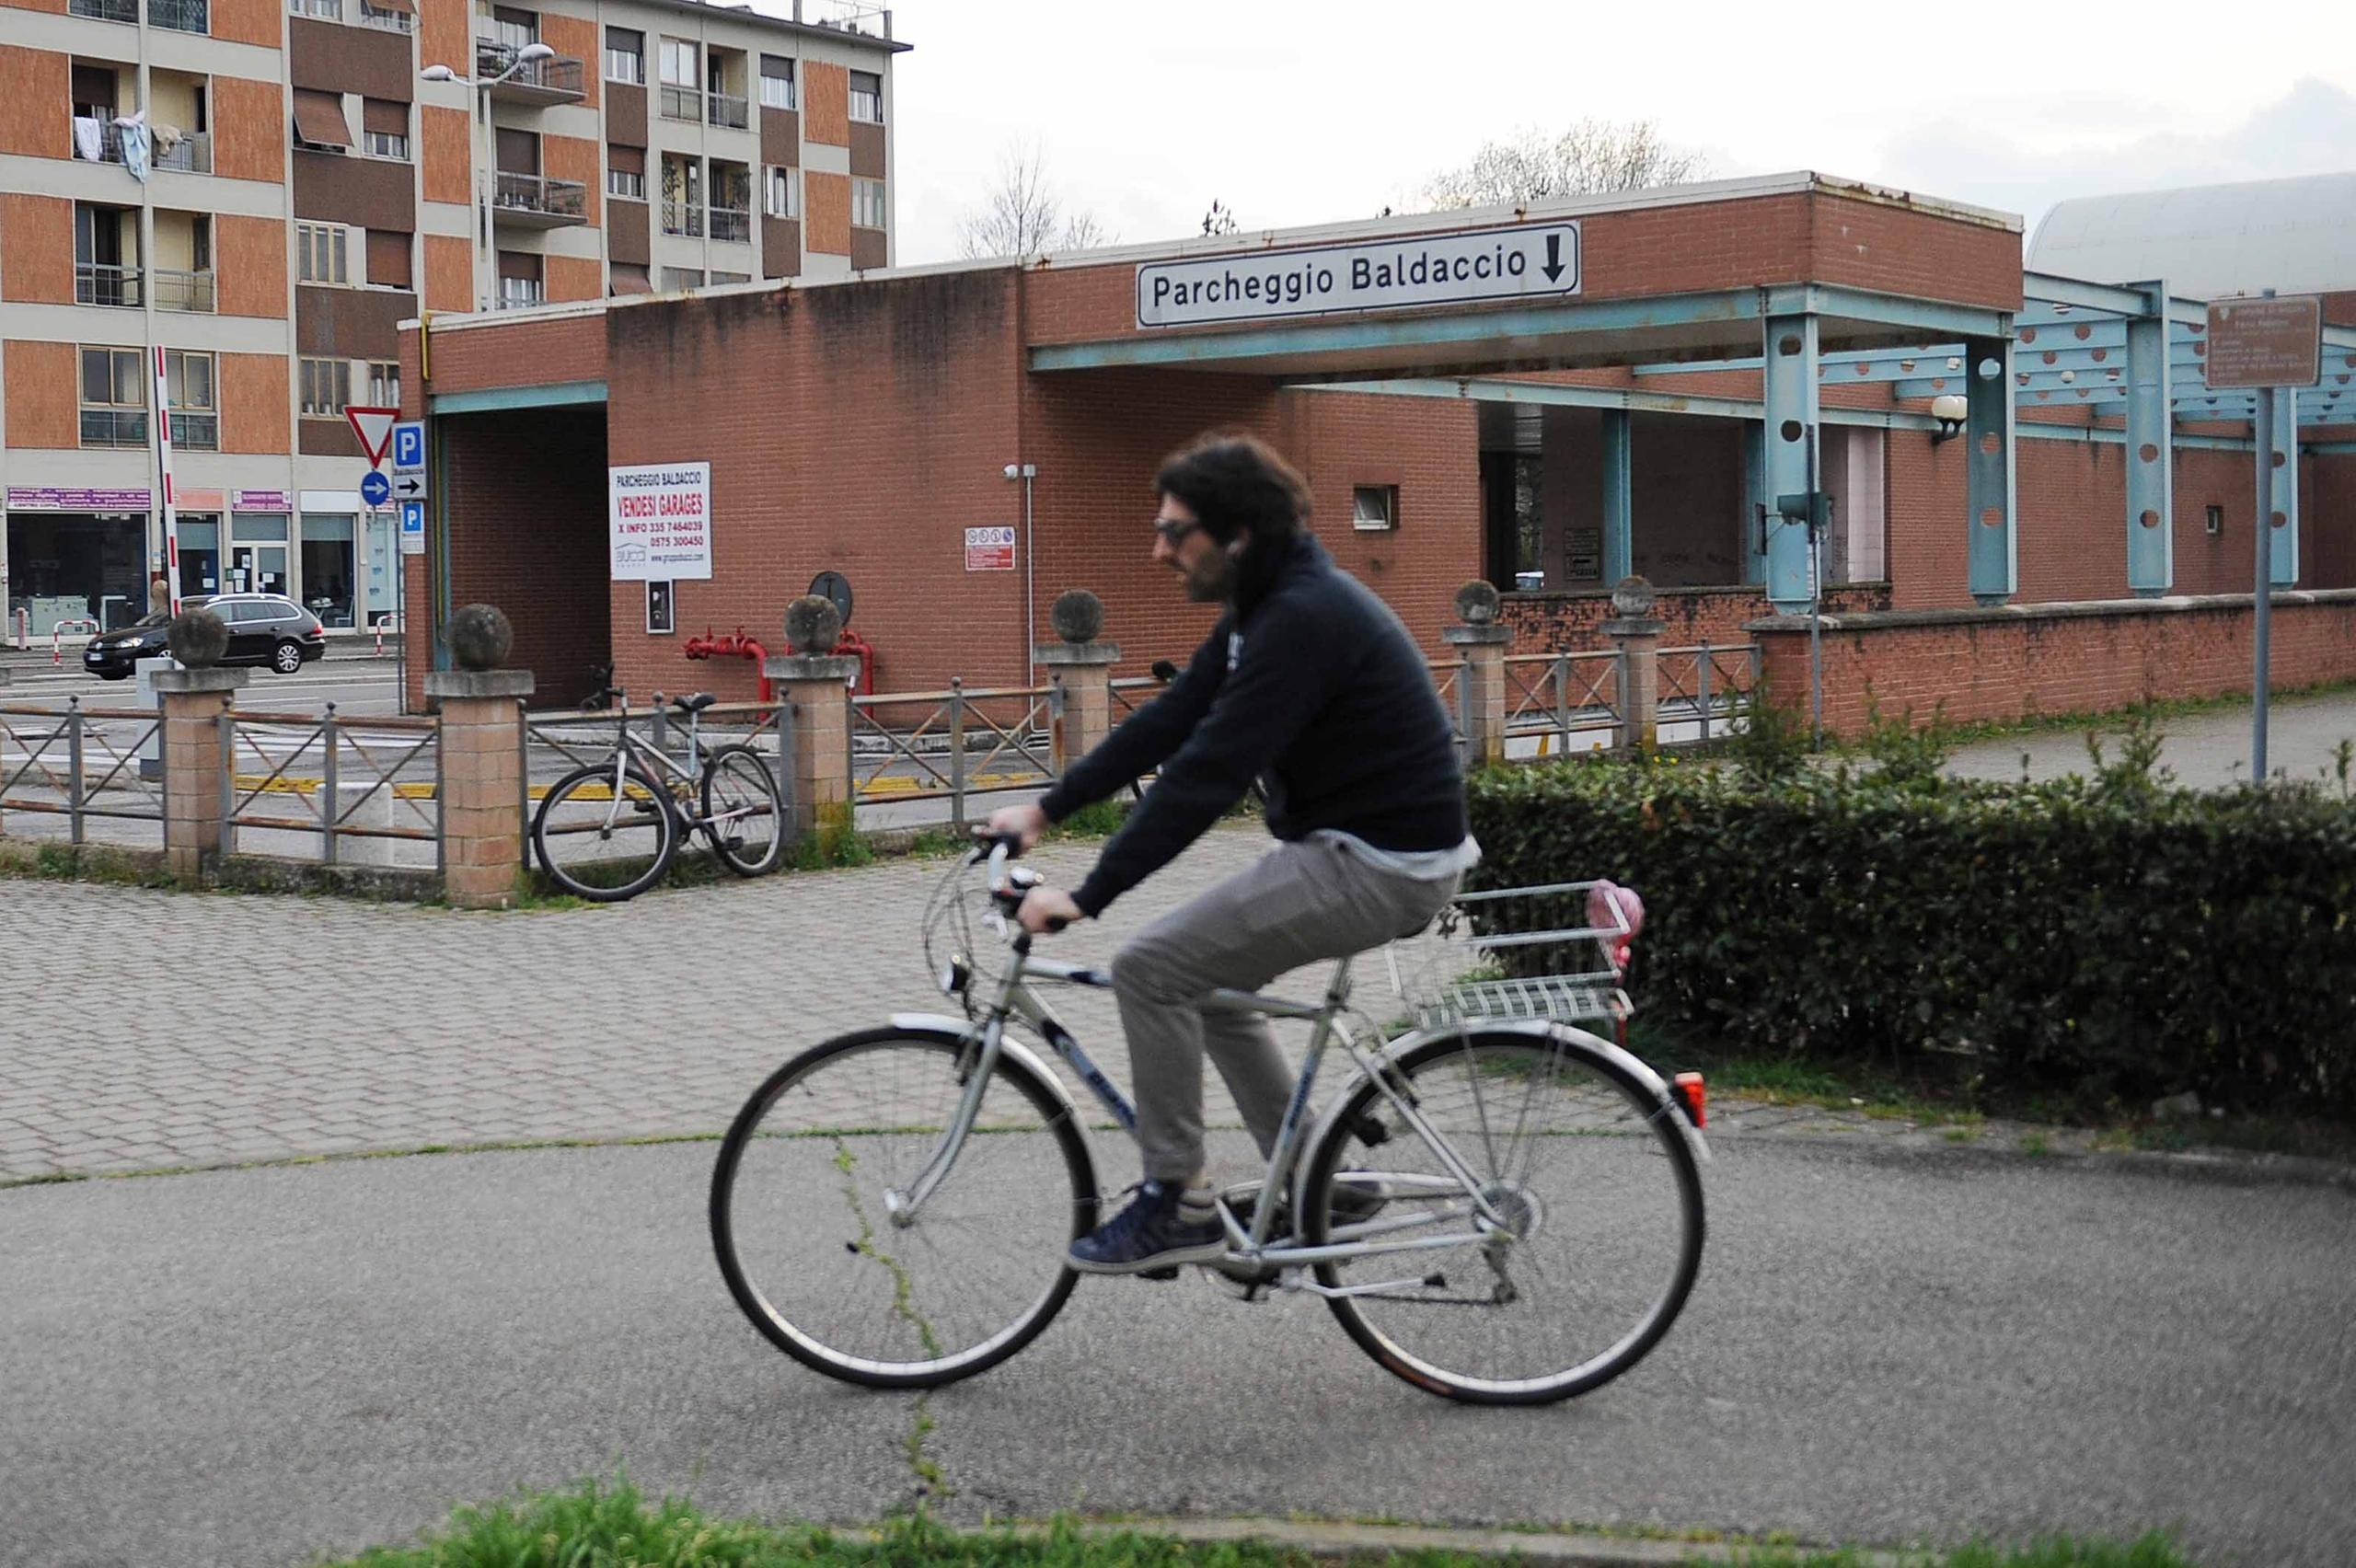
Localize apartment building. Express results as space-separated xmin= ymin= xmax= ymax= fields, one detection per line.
xmin=0 ymin=0 xmax=902 ymax=637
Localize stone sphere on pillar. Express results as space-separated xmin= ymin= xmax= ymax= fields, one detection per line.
xmin=1050 ymin=589 xmax=1104 ymax=644
xmin=166 ymin=607 xmax=230 ymax=667
xmin=785 ymin=594 xmax=843 ymax=654
xmin=1454 ymin=580 xmax=1501 ymax=626
xmin=1611 ymin=575 xmax=1657 ymax=619
xmin=445 ymin=604 xmax=514 ymax=671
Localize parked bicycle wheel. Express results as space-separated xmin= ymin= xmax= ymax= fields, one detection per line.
xmin=710 ymin=1025 xmax=1098 ymax=1389
xmin=531 ymin=763 xmax=677 ymax=902
xmin=1299 ymin=1026 xmax=1703 ymax=1405
xmin=700 ymin=744 xmax=786 ymax=877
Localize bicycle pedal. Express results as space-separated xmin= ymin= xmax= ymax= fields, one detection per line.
xmin=1138 ymin=1265 xmax=1181 ymax=1282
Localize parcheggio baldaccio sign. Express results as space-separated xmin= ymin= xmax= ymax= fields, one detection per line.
xmin=1135 ymin=222 xmax=1579 ymax=329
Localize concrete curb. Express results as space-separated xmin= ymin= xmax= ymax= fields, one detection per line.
xmin=1060 ymin=1516 xmax=1911 ymax=1566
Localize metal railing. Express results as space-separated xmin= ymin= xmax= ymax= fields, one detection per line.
xmin=1500 ymin=651 xmax=1624 ymax=755
xmin=525 ymin=700 xmax=789 ymax=859
xmin=153 ymin=267 xmax=216 ymax=312
xmin=75 ymin=262 xmax=142 ymax=307
xmin=708 ymin=205 xmax=750 ymax=243
xmin=147 ymin=0 xmax=208 ymax=32
xmin=477 ymin=40 xmax=585 ymax=98
xmin=496 ymin=280 xmax=545 ymax=309
xmin=70 ymin=0 xmax=137 ymax=21
xmin=493 ymin=171 xmax=588 ymax=220
xmin=71 ymin=119 xmax=126 ymax=164
xmin=851 ymin=680 xmax=1056 ymax=828
xmin=658 ymin=84 xmax=704 ymax=121
xmin=0 ymin=699 xmax=167 ymax=847
xmin=707 ymin=91 xmax=749 ymax=129
xmin=357 ymin=0 xmax=411 ymax=29
xmin=222 ymin=708 xmax=441 ymax=868
xmin=169 ymin=410 xmax=219 ymax=451
xmin=1653 ymin=642 xmax=1761 ymax=743
xmin=660 ymin=198 xmax=703 ymax=237
xmin=155 ymin=133 xmax=212 ymax=174
xmin=79 ymin=408 xmax=148 ymax=448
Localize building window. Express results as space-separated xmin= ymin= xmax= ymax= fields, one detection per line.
xmin=367 ymin=361 xmax=399 ymax=408
xmin=496 ymin=250 xmax=543 ymax=310
xmin=287 ymin=0 xmax=340 ymax=18
xmin=765 ymin=166 xmax=799 ymax=220
xmin=299 ymin=356 xmax=349 ymax=418
xmin=851 ymin=177 xmax=884 ymax=229
xmin=357 ymin=0 xmax=413 ymax=33
xmin=296 ymin=223 xmax=350 ymax=284
xmin=2206 ymin=504 xmax=2224 ymax=536
xmin=659 ymin=266 xmax=703 ymax=291
xmin=759 ymin=55 xmax=795 ymax=110
xmin=604 ymin=28 xmax=644 ymax=84
xmin=166 ymin=349 xmax=216 ymax=451
xmin=607 ymin=165 xmax=644 ymax=201
xmin=658 ymin=39 xmax=700 ymax=120
xmin=491 ymin=6 xmax=537 ymax=51
xmin=363 ymin=128 xmax=408 ymax=159
xmin=849 ymin=69 xmax=882 ymax=123
xmin=79 ymin=346 xmax=146 ymax=448
xmin=1352 ymin=485 xmax=1397 ymax=532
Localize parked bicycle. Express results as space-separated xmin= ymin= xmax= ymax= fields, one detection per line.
xmin=710 ymin=835 xmax=1708 ymax=1404
xmin=531 ymin=690 xmax=786 ymax=901
xmin=578 ymin=662 xmax=622 ymax=712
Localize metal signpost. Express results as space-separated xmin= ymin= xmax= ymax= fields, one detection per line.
xmin=2203 ymin=293 xmax=2321 ymax=782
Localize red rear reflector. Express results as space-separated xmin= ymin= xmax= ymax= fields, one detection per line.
xmin=1672 ymin=1072 xmax=1706 ymax=1128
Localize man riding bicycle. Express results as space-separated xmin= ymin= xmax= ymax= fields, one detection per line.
xmin=987 ymin=432 xmax=1475 ymax=1276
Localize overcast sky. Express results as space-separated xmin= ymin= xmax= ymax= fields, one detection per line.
xmin=796 ymin=0 xmax=2355 ymax=265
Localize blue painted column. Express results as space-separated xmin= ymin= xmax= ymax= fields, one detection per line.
xmin=1741 ymin=420 xmax=1767 ymax=585
xmin=2269 ymin=390 xmax=2300 ymax=584
xmin=2125 ymin=294 xmax=2174 ymax=595
xmin=1761 ymin=315 xmax=1819 ymax=613
xmin=1965 ymin=334 xmax=2016 ymax=605
xmin=1600 ymin=409 xmax=1633 ymax=585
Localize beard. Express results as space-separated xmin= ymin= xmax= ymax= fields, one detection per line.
xmin=1182 ymin=547 xmax=1236 ymax=603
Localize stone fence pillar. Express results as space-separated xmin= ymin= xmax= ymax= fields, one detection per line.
xmin=763 ymin=654 xmax=859 ymax=836
xmin=1039 ymin=642 xmax=1119 ymax=773
xmin=1441 ymin=581 xmax=1512 ymax=766
xmin=427 ymin=668 xmax=533 ymax=908
xmin=154 ymin=665 xmax=248 ymax=880
xmin=1602 ymin=575 xmax=1666 ymax=755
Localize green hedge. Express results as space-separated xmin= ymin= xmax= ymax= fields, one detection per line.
xmin=1465 ymin=725 xmax=2356 ymax=1113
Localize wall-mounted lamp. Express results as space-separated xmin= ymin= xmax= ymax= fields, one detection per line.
xmin=1929 ymin=393 xmax=1969 ymax=444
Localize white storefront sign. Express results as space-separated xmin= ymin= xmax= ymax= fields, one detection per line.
xmin=1136 ymin=222 xmax=1579 ymax=329
xmin=609 ymin=462 xmax=712 ymax=581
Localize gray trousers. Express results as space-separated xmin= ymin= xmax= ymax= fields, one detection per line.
xmin=1111 ymin=836 xmax=1459 ymax=1183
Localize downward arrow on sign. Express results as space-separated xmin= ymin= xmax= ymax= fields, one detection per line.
xmin=1542 ymin=234 xmax=1565 ymax=284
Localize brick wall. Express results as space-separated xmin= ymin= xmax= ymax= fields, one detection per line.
xmin=420 ymin=0 xmax=467 ymax=97
xmin=804 ymin=170 xmax=849 ymax=257
xmin=545 ymin=133 xmax=600 ymax=226
xmin=1755 ymin=593 xmax=2356 ymax=738
xmin=546 ymin=254 xmax=602 ymax=304
xmin=210 ymin=0 xmax=280 ymax=49
xmin=421 ymin=106 xmax=470 ymax=206
xmin=4 ymin=340 xmax=77 ymax=447
xmin=215 ymin=215 xmax=288 ymax=318
xmin=424 ymin=312 xmax=603 ymax=391
xmin=803 ymin=62 xmax=848 ymax=147
xmin=212 ymin=76 xmax=286 ymax=185
xmin=219 ymin=352 xmax=290 ymax=454
xmin=1504 ymin=582 xmax=1892 ymax=654
xmin=0 ymin=46 xmax=65 ymax=159
xmin=422 ymin=234 xmax=470 ymax=313
xmin=539 ymin=13 xmax=599 ymax=110
xmin=1 ymin=193 xmax=73 ymax=304
xmin=0 ymin=0 xmax=68 ymax=15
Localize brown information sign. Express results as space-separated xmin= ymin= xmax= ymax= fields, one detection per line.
xmin=2203 ymin=295 xmax=2322 ymax=389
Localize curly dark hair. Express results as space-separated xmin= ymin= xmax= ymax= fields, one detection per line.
xmin=1153 ymin=432 xmax=1310 ymax=548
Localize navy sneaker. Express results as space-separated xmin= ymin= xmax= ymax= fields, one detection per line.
xmin=1068 ymin=1181 xmax=1227 ymax=1275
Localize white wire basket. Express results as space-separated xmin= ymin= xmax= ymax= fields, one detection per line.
xmin=1385 ymin=880 xmax=1642 ymax=1032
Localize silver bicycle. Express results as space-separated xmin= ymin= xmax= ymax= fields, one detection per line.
xmin=531 ymin=690 xmax=786 ymax=902
xmin=710 ymin=836 xmax=1708 ymax=1404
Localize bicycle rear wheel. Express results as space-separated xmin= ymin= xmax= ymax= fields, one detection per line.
xmin=699 ymin=744 xmax=786 ymax=876
xmin=531 ymin=763 xmax=676 ymax=902
xmin=1300 ymin=1026 xmax=1703 ymax=1404
xmin=710 ymin=1026 xmax=1098 ymax=1389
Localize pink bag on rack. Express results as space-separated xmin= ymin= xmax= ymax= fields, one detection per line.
xmin=1587 ymin=881 xmax=1646 ymax=975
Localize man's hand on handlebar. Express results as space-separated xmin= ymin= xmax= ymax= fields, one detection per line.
xmin=1016 ymin=885 xmax=1082 ymax=935
xmin=983 ymin=801 xmax=1048 ymax=853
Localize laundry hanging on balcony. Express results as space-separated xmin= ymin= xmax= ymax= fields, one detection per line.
xmin=71 ymin=116 xmax=105 ymax=162
xmin=112 ymin=111 xmax=150 ymax=182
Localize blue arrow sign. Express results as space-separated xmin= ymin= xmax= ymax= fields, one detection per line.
xmin=360 ymin=469 xmax=392 ymax=507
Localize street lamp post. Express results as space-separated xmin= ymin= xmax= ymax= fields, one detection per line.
xmin=422 ymin=42 xmax=554 ymax=313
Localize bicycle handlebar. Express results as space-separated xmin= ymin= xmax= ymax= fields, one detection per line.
xmin=974 ymin=831 xmax=1069 ymax=933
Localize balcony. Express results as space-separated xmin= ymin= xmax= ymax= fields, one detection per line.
xmin=169 ymin=410 xmax=219 ymax=450
xmin=709 ymin=206 xmax=750 ymax=244
xmin=153 ymin=267 xmax=216 ymax=312
xmin=658 ymin=84 xmax=703 ymax=122
xmin=497 ymin=280 xmax=544 ymax=311
xmin=357 ymin=0 xmax=412 ymax=30
xmin=491 ymin=171 xmax=587 ymax=227
xmin=155 ymin=133 xmax=212 ymax=175
xmin=71 ymin=118 xmax=127 ymax=166
xmin=660 ymin=198 xmax=703 ymax=238
xmin=707 ymin=92 xmax=748 ymax=131
xmin=69 ymin=0 xmax=137 ymax=21
xmin=80 ymin=409 xmax=148 ymax=448
xmin=477 ymin=40 xmax=584 ymax=107
xmin=147 ymin=0 xmax=208 ymax=32
xmin=75 ymin=262 xmax=143 ymax=308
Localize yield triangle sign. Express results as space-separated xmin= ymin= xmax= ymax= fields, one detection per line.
xmin=346 ymin=405 xmax=399 ymax=467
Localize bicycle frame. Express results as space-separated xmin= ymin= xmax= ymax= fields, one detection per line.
xmin=885 ymin=851 xmax=1530 ymax=1295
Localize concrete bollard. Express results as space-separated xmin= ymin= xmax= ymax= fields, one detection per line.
xmin=426 ymin=669 xmax=534 ymax=908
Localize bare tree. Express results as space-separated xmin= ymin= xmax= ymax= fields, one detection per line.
xmin=1424 ymin=119 xmax=1707 ymax=209
xmin=956 ymin=144 xmax=1113 ymax=258
xmin=1201 ymin=198 xmax=1239 ymax=236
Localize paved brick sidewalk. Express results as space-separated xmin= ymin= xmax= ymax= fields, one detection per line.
xmin=0 ymin=825 xmax=2123 ymax=1182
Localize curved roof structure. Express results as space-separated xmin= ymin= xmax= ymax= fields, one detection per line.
xmin=2027 ymin=172 xmax=2356 ymax=297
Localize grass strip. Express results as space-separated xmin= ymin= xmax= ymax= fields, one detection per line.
xmin=316 ymin=1476 xmax=2198 ymax=1568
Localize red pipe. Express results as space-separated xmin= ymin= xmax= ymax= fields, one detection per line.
xmin=683 ymin=625 xmax=774 ymax=703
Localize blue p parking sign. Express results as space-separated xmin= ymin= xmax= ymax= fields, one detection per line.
xmin=398 ymin=499 xmax=426 ymax=556
xmin=392 ymin=421 xmax=425 ymax=473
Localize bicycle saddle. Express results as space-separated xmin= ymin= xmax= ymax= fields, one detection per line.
xmin=671 ymin=692 xmax=718 ymax=713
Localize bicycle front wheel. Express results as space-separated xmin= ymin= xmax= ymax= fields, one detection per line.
xmin=700 ymin=744 xmax=785 ymax=876
xmin=1301 ymin=1027 xmax=1703 ymax=1404
xmin=531 ymin=763 xmax=676 ymax=902
xmin=710 ymin=1026 xmax=1099 ymax=1389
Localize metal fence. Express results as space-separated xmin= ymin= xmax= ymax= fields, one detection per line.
xmin=851 ymin=680 xmax=1057 ymax=827
xmin=525 ymin=699 xmax=790 ymax=833
xmin=1655 ymin=642 xmax=1761 ymax=743
xmin=1501 ymin=651 xmax=1623 ymax=755
xmin=0 ymin=699 xmax=165 ymax=847
xmin=220 ymin=707 xmax=440 ymax=868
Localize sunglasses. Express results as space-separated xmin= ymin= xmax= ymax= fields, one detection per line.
xmin=1152 ymin=518 xmax=1203 ymax=546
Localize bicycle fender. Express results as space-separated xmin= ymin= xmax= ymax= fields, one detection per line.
xmin=885 ymin=1013 xmax=1086 ymax=1128
xmin=1293 ymin=1019 xmax=1711 ymax=1217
